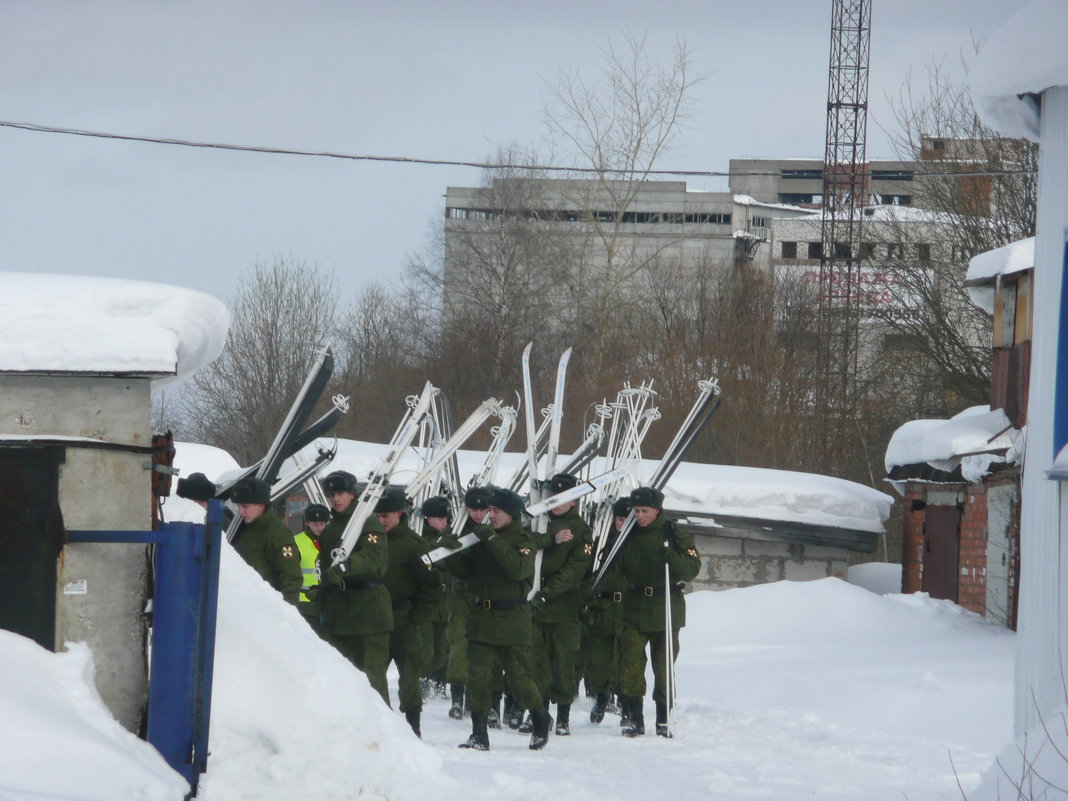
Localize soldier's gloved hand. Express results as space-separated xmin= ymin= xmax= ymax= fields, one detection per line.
xmin=323 ymin=563 xmax=348 ymax=585
xmin=474 ymin=524 xmax=495 ymax=543
xmin=438 ymin=534 xmax=463 ymax=550
xmin=530 ymin=592 xmax=547 ymax=612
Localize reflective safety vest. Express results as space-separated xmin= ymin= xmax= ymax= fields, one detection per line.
xmin=295 ymin=530 xmax=321 ymax=604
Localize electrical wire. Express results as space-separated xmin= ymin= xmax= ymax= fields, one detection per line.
xmin=0 ymin=118 xmax=1038 ymax=179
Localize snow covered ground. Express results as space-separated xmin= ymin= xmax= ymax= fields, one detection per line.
xmin=1 ymin=551 xmax=1018 ymax=801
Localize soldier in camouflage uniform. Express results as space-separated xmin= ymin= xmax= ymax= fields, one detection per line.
xmin=418 ymin=495 xmax=452 ymax=705
xmin=438 ymin=487 xmax=551 ymax=751
xmin=523 ymin=472 xmax=593 ymax=737
xmin=584 ymin=496 xmax=631 ymax=724
xmin=616 ymin=486 xmax=701 ymax=738
xmin=375 ymin=488 xmax=442 ymax=737
xmin=317 ymin=470 xmax=393 ymax=706
xmin=229 ymin=477 xmax=302 ymax=605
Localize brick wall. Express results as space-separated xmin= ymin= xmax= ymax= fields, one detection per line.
xmin=901 ymin=483 xmax=926 ymax=593
xmin=957 ymin=484 xmax=989 ymax=615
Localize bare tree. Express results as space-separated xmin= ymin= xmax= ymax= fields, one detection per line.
xmin=179 ymin=257 xmax=338 ymax=465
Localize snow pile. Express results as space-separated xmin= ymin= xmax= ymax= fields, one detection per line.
xmin=199 ymin=547 xmax=445 ymax=801
xmin=847 ymin=562 xmax=902 ymax=595
xmin=0 ymin=632 xmax=189 ymax=801
xmin=291 ymin=438 xmax=892 ymax=534
xmin=965 ymin=237 xmax=1035 ymax=314
xmin=971 ymin=0 xmax=1068 ymax=140
xmin=0 ymin=273 xmax=229 ymax=384
xmin=972 ymin=704 xmax=1068 ymax=801
xmin=162 ymin=441 xmax=241 ymax=523
xmin=885 ymin=405 xmax=1020 ymax=482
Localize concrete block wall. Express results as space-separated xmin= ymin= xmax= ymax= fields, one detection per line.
xmin=691 ymin=529 xmax=849 ymax=591
xmin=0 ymin=375 xmax=152 ymax=733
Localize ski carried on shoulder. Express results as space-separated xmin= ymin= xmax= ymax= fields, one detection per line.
xmin=590 ymin=378 xmax=721 ymax=591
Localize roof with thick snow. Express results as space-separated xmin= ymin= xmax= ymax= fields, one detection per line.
xmin=885 ymin=406 xmax=1021 ymax=485
xmin=971 ymin=0 xmax=1068 ymax=141
xmin=964 ymin=238 xmax=1035 ymax=314
xmin=282 ymin=438 xmax=892 ymax=535
xmin=0 ymin=273 xmax=229 ymax=384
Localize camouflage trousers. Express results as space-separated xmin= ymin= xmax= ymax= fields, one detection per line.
xmin=619 ymin=626 xmax=680 ymax=706
xmin=446 ymin=611 xmax=469 ymax=684
xmin=389 ymin=616 xmax=430 ymax=713
xmin=530 ymin=619 xmax=582 ymax=704
xmin=583 ymin=631 xmax=621 ymax=696
xmin=328 ymin=631 xmax=391 ymax=707
xmin=466 ymin=641 xmax=542 ymax=716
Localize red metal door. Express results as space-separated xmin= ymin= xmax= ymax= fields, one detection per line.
xmin=922 ymin=505 xmax=961 ymax=602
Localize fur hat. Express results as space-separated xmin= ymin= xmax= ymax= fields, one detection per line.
xmin=612 ymin=496 xmax=633 ymax=518
xmin=421 ymin=495 xmax=451 ymax=519
xmin=176 ymin=472 xmax=217 ymax=502
xmin=320 ymin=470 xmax=358 ymax=495
xmin=374 ymin=487 xmax=410 ymax=515
xmin=230 ymin=477 xmax=271 ymax=505
xmin=546 ymin=472 xmax=579 ymax=495
xmin=304 ymin=503 xmax=330 ymax=524
xmin=485 ymin=487 xmax=524 ymax=519
xmin=463 ymin=486 xmax=492 ymax=510
xmin=629 ymin=486 xmax=665 ymax=510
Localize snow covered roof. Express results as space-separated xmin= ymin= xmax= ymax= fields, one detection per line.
xmin=966 ymin=237 xmax=1035 ymax=285
xmin=0 ymin=273 xmax=229 ymax=384
xmin=288 ymin=438 xmax=892 ymax=535
xmin=885 ymin=406 xmax=1020 ymax=484
xmin=964 ymin=237 xmax=1035 ymax=314
xmin=971 ymin=0 xmax=1068 ymax=141
xmin=733 ymin=194 xmax=814 ymax=213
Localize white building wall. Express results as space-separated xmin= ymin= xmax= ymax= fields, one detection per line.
xmin=1016 ymin=85 xmax=1068 ymax=736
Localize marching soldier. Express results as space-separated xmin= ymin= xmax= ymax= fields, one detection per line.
xmin=228 ymin=476 xmax=302 ymax=605
xmin=616 ymin=486 xmax=701 ymax=737
xmin=584 ymin=496 xmax=631 ymax=724
xmin=295 ymin=503 xmax=330 ymax=634
xmin=419 ymin=495 xmax=453 ymax=705
xmin=317 ymin=470 xmax=393 ymax=706
xmin=438 ymin=487 xmax=551 ymax=751
xmin=524 ymin=472 xmax=593 ymax=737
xmin=375 ymin=488 xmax=442 ymax=737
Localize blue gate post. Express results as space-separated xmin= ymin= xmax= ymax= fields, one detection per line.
xmin=146 ymin=500 xmax=223 ymax=796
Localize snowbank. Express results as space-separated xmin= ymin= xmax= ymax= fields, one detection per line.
xmin=0 ymin=273 xmax=229 ymax=384
xmin=200 ymin=547 xmax=445 ymax=801
xmin=971 ymin=704 xmax=1068 ymax=801
xmin=291 ymin=438 xmax=892 ymax=534
xmin=847 ymin=562 xmax=902 ymax=595
xmin=971 ymin=0 xmax=1068 ymax=140
xmin=885 ymin=405 xmax=1019 ymax=482
xmin=0 ymin=632 xmax=189 ymax=801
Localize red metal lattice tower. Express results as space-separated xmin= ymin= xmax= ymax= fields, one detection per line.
xmin=815 ymin=0 xmax=872 ymax=463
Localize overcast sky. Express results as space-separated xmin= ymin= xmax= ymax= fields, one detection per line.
xmin=0 ymin=0 xmax=1023 ymax=301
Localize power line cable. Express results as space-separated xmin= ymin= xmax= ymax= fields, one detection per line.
xmin=0 ymin=118 xmax=1037 ymax=179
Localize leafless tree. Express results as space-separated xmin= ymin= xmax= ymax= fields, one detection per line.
xmin=179 ymin=257 xmax=338 ymax=465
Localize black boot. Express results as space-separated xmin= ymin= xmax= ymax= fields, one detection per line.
xmin=590 ymin=689 xmax=610 ymax=724
xmin=487 ymin=692 xmax=502 ymax=729
xmin=405 ymin=709 xmax=421 ymax=738
xmin=656 ymin=701 xmax=673 ymax=738
xmin=449 ymin=684 xmax=464 ymax=720
xmin=622 ymin=697 xmax=645 ymax=737
xmin=459 ymin=713 xmax=490 ymax=750
xmin=556 ymin=702 xmax=571 ymax=736
xmin=529 ymin=705 xmax=551 ymax=750
xmin=619 ymin=696 xmax=634 ymax=729
xmin=517 ymin=710 xmax=532 ymax=733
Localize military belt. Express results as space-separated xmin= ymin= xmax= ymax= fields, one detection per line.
xmin=628 ymin=583 xmax=683 ymax=597
xmin=343 ymin=578 xmax=382 ymax=591
xmin=474 ymin=597 xmax=528 ymax=611
xmin=598 ymin=590 xmax=623 ymax=602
